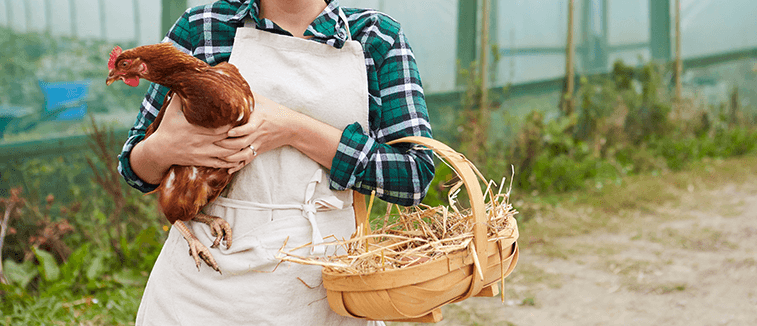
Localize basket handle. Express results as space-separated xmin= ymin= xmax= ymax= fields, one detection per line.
xmin=385 ymin=136 xmax=488 ymax=300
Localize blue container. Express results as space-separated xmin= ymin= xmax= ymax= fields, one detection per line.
xmin=38 ymin=79 xmax=91 ymax=121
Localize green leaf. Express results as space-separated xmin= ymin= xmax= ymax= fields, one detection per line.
xmin=113 ymin=269 xmax=146 ymax=287
xmin=120 ymin=234 xmax=132 ymax=262
xmin=42 ymin=278 xmax=74 ymax=297
xmin=33 ymin=247 xmax=60 ymax=282
xmin=86 ymin=254 xmax=105 ymax=280
xmin=60 ymin=243 xmax=89 ymax=281
xmin=3 ymin=259 xmax=38 ymax=289
xmin=93 ymin=208 xmax=107 ymax=223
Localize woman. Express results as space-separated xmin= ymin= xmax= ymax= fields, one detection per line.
xmin=119 ymin=0 xmax=434 ymax=324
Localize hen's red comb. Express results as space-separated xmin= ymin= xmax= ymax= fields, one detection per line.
xmin=108 ymin=46 xmax=122 ymax=70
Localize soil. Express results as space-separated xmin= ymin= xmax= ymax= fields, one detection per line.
xmin=389 ymin=177 xmax=757 ymax=325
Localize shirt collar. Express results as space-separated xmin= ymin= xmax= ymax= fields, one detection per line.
xmin=233 ymin=0 xmax=349 ymax=48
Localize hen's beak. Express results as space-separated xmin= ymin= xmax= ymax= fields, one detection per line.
xmin=106 ymin=70 xmax=118 ymax=86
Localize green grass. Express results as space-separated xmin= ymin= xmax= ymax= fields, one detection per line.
xmin=515 ymin=153 xmax=757 ymax=255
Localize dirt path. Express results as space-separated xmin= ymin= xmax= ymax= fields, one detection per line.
xmin=389 ymin=177 xmax=757 ymax=325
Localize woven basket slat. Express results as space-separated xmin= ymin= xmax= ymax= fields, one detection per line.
xmin=321 ymin=137 xmax=519 ymax=322
xmin=322 ymin=251 xmax=453 ymax=291
xmin=342 ymin=289 xmax=403 ymax=318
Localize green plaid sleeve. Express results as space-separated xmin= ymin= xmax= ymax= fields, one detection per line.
xmin=117 ymin=83 xmax=170 ymax=192
xmin=329 ymin=15 xmax=435 ymax=206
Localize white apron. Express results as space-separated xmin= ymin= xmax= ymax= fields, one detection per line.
xmin=136 ymin=10 xmax=384 ymax=326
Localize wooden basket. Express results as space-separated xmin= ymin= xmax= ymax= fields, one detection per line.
xmin=323 ymin=136 xmax=520 ymax=322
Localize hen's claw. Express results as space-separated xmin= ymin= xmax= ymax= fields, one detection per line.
xmin=175 ymin=221 xmax=222 ymax=274
xmin=193 ymin=213 xmax=233 ymax=249
xmin=187 ymin=240 xmax=221 ymax=273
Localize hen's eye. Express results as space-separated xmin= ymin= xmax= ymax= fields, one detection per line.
xmin=120 ymin=61 xmax=128 ymax=67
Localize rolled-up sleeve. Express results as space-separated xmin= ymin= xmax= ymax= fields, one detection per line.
xmin=117 ymin=83 xmax=170 ymax=193
xmin=329 ymin=22 xmax=434 ymax=206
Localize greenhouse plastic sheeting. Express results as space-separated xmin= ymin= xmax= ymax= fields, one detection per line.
xmin=1 ymin=0 xmax=755 ymax=92
xmin=341 ymin=0 xmax=757 ymax=92
xmin=0 ymin=0 xmax=755 ymax=146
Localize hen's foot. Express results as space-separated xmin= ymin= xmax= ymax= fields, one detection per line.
xmin=192 ymin=213 xmax=233 ymax=249
xmin=175 ymin=221 xmax=222 ymax=273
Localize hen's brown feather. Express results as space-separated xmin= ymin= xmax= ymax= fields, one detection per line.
xmin=114 ymin=43 xmax=254 ymax=225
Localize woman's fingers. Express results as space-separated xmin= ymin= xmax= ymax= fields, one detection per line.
xmin=226 ymin=162 xmax=246 ymax=174
xmin=215 ymin=134 xmax=253 ymax=151
xmin=216 ymin=92 xmax=304 ymax=172
xmin=221 ymin=144 xmax=259 ymax=174
xmin=148 ymin=95 xmax=241 ymax=167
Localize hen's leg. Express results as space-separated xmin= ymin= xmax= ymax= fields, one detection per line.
xmin=192 ymin=213 xmax=233 ymax=249
xmin=174 ymin=221 xmax=221 ymax=273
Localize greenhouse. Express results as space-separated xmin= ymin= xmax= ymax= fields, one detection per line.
xmin=1 ymin=0 xmax=756 ymax=324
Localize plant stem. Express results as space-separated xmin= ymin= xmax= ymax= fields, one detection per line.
xmin=0 ymin=200 xmax=15 ymax=284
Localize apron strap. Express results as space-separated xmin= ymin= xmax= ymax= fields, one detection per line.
xmin=242 ymin=7 xmax=352 ymax=41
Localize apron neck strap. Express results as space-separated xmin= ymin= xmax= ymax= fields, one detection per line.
xmin=243 ymin=7 xmax=351 ymax=41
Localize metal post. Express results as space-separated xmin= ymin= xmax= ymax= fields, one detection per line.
xmin=45 ymin=0 xmax=52 ymax=34
xmin=488 ymin=0 xmax=499 ymax=81
xmin=99 ymin=0 xmax=107 ymax=40
xmin=4 ymin=0 xmax=12 ymax=30
xmin=563 ymin=0 xmax=576 ymax=116
xmin=579 ymin=0 xmax=590 ymax=72
xmin=480 ymin=0 xmax=490 ymax=112
xmin=25 ymin=0 xmax=31 ymax=32
xmin=674 ymin=0 xmax=682 ymax=103
xmin=649 ymin=0 xmax=672 ymax=62
xmin=162 ymin=0 xmax=187 ymax=38
xmin=134 ymin=0 xmax=142 ymax=44
xmin=456 ymin=0 xmax=478 ymax=86
xmin=599 ymin=0 xmax=609 ymax=70
xmin=69 ymin=0 xmax=77 ymax=38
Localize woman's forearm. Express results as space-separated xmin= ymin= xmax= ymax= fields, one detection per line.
xmin=286 ymin=111 xmax=342 ymax=170
xmin=130 ymin=137 xmax=171 ymax=185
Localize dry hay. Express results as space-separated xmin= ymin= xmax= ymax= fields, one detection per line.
xmin=277 ymin=172 xmax=518 ymax=275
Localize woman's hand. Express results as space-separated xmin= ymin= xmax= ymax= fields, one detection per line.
xmin=216 ymin=92 xmax=342 ymax=174
xmin=130 ymin=95 xmax=242 ymax=183
xmin=155 ymin=95 xmax=241 ymax=166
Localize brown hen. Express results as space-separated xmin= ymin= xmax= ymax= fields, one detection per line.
xmin=106 ymin=43 xmax=254 ymax=273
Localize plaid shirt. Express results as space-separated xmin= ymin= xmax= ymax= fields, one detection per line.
xmin=118 ymin=0 xmax=434 ymax=206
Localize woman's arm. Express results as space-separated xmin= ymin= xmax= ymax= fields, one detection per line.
xmin=220 ymin=93 xmax=342 ymax=173
xmin=328 ymin=18 xmax=435 ymax=206
xmin=129 ymin=95 xmax=241 ymax=184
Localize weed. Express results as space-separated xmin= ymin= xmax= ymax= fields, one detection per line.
xmin=656 ymin=283 xmax=687 ymax=294
xmin=0 ymin=121 xmax=163 ymax=325
xmin=430 ymin=57 xmax=757 ymax=204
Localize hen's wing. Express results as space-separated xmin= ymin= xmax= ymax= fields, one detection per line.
xmin=176 ymin=62 xmax=253 ymax=129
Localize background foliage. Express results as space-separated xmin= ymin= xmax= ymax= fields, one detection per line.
xmin=424 ymin=59 xmax=757 ymax=207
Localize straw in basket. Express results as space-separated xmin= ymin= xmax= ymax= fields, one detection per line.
xmin=281 ymin=137 xmax=519 ymax=322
